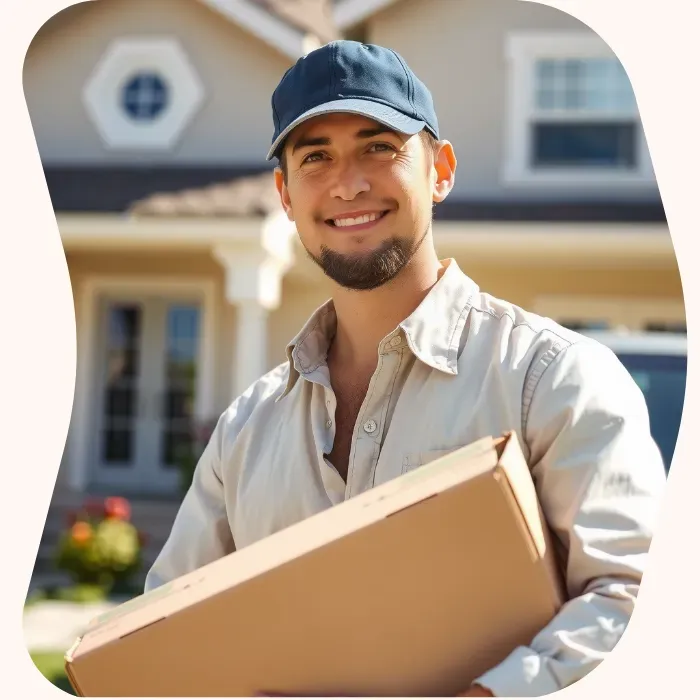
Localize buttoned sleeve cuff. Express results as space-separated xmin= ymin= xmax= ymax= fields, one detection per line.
xmin=473 ymin=647 xmax=561 ymax=698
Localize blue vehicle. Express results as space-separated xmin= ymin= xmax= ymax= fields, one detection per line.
xmin=582 ymin=331 xmax=687 ymax=473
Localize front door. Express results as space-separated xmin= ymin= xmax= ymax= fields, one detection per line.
xmin=91 ymin=294 xmax=202 ymax=495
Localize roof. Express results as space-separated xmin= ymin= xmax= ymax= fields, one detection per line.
xmin=251 ymin=0 xmax=340 ymax=43
xmin=43 ymin=166 xmax=667 ymax=223
xmin=129 ymin=170 xmax=282 ymax=217
xmin=199 ymin=0 xmax=339 ymax=59
xmin=42 ymin=165 xmax=274 ymax=215
xmin=332 ymin=0 xmax=399 ymax=30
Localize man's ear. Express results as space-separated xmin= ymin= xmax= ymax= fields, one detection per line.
xmin=432 ymin=140 xmax=457 ymax=204
xmin=274 ymin=167 xmax=294 ymax=222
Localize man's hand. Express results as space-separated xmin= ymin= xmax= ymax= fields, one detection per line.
xmin=457 ymin=684 xmax=494 ymax=697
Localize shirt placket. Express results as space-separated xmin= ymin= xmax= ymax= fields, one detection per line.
xmin=345 ymin=333 xmax=405 ymax=499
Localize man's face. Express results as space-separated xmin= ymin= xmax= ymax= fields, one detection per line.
xmin=274 ymin=113 xmax=451 ymax=291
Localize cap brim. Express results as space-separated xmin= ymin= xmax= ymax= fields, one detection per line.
xmin=266 ymin=98 xmax=426 ymax=161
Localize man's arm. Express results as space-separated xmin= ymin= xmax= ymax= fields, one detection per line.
xmin=144 ymin=413 xmax=235 ymax=592
xmin=472 ymin=338 xmax=667 ymax=697
xmin=143 ymin=364 xmax=291 ymax=592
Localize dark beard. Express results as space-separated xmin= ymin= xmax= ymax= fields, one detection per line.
xmin=305 ymin=227 xmax=429 ymax=291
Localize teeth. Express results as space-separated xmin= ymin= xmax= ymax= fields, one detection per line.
xmin=333 ymin=212 xmax=380 ymax=227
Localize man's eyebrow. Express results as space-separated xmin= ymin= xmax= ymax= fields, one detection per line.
xmin=291 ymin=136 xmax=331 ymax=154
xmin=355 ymin=126 xmax=398 ymax=139
xmin=290 ymin=126 xmax=400 ymax=154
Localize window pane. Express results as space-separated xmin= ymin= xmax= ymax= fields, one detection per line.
xmin=534 ymin=56 xmax=635 ymax=114
xmin=532 ymin=122 xmax=637 ymax=167
xmin=101 ymin=304 xmax=141 ymax=466
xmin=161 ymin=304 xmax=200 ymax=470
xmin=122 ymin=71 xmax=170 ymax=122
xmin=536 ymin=88 xmax=556 ymax=110
xmin=161 ymin=430 xmax=193 ymax=469
xmin=102 ymin=429 xmax=133 ymax=464
xmin=108 ymin=306 xmax=141 ymax=349
xmin=536 ymin=59 xmax=557 ymax=89
xmin=105 ymin=388 xmax=135 ymax=418
xmin=164 ymin=389 xmax=194 ymax=421
xmin=562 ymin=60 xmax=584 ymax=109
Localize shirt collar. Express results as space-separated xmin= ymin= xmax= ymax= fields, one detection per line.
xmin=277 ymin=259 xmax=478 ymax=401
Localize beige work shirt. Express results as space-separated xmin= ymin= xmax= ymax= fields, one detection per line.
xmin=145 ymin=258 xmax=666 ymax=697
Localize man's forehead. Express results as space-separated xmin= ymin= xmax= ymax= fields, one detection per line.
xmin=288 ymin=113 xmax=401 ymax=143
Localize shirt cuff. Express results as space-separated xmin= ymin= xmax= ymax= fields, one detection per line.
xmin=473 ymin=646 xmax=561 ymax=697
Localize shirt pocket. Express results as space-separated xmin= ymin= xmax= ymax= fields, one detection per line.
xmin=401 ymin=446 xmax=464 ymax=475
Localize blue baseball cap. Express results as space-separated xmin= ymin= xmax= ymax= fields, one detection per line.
xmin=266 ymin=40 xmax=440 ymax=161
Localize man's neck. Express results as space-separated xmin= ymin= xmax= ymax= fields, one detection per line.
xmin=328 ymin=246 xmax=445 ymax=372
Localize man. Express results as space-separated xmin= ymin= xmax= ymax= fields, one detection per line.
xmin=145 ymin=41 xmax=666 ymax=697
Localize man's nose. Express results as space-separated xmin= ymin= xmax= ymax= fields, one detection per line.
xmin=329 ymin=161 xmax=371 ymax=200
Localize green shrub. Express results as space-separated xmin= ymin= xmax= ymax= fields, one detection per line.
xmin=55 ymin=497 xmax=143 ymax=594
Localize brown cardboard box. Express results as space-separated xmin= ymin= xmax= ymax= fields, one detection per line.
xmin=64 ymin=431 xmax=565 ymax=697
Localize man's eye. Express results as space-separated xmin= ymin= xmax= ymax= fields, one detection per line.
xmin=368 ymin=143 xmax=395 ymax=153
xmin=301 ymin=152 xmax=326 ymax=164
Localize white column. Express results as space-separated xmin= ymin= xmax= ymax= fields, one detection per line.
xmin=234 ymin=300 xmax=269 ymax=397
xmin=68 ymin=279 xmax=97 ymax=492
xmin=213 ymin=213 xmax=296 ymax=399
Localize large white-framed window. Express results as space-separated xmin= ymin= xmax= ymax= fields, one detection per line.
xmin=503 ymin=32 xmax=654 ymax=187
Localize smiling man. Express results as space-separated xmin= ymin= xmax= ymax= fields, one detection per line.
xmin=146 ymin=41 xmax=666 ymax=697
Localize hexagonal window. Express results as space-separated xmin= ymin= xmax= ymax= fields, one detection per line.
xmin=83 ymin=38 xmax=205 ymax=151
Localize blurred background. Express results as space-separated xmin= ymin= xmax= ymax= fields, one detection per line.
xmin=22 ymin=0 xmax=685 ymax=692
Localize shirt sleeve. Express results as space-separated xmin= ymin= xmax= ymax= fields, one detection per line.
xmin=473 ymin=338 xmax=667 ymax=696
xmin=143 ymin=412 xmax=235 ymax=592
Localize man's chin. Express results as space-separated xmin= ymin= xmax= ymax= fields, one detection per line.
xmin=306 ymin=238 xmax=413 ymax=291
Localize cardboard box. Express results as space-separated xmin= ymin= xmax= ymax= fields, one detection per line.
xmin=65 ymin=431 xmax=565 ymax=697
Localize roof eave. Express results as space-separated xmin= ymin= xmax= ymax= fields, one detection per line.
xmin=198 ymin=0 xmax=317 ymax=59
xmin=333 ymin=0 xmax=400 ymax=30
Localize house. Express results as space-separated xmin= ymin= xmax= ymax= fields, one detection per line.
xmin=24 ymin=0 xmax=680 ymax=578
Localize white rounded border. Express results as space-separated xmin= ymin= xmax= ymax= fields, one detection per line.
xmin=82 ymin=36 xmax=205 ymax=151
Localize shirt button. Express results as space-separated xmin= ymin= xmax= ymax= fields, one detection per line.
xmin=363 ymin=419 xmax=377 ymax=434
xmin=326 ymin=418 xmax=332 ymax=428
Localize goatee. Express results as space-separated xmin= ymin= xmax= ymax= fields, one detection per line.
xmin=305 ymin=227 xmax=429 ymax=291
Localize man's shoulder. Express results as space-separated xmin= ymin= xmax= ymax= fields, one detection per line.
xmin=469 ymin=289 xmax=590 ymax=353
xmin=467 ymin=287 xmax=636 ymax=401
xmin=219 ymin=360 xmax=292 ymax=432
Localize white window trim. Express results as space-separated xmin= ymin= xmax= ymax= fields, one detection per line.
xmin=502 ymin=31 xmax=655 ymax=189
xmin=67 ymin=276 xmax=217 ymax=492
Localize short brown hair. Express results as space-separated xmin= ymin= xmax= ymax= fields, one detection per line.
xmin=277 ymin=128 xmax=439 ymax=183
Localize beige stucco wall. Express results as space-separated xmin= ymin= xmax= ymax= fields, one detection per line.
xmin=64 ymin=242 xmax=684 ymax=417
xmin=64 ymin=249 xmax=332 ymax=418
xmin=366 ymin=0 xmax=659 ymax=202
xmin=58 ymin=240 xmax=682 ymax=492
xmin=24 ymin=0 xmax=293 ymax=164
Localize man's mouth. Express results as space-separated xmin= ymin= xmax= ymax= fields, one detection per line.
xmin=325 ymin=210 xmax=391 ymax=230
